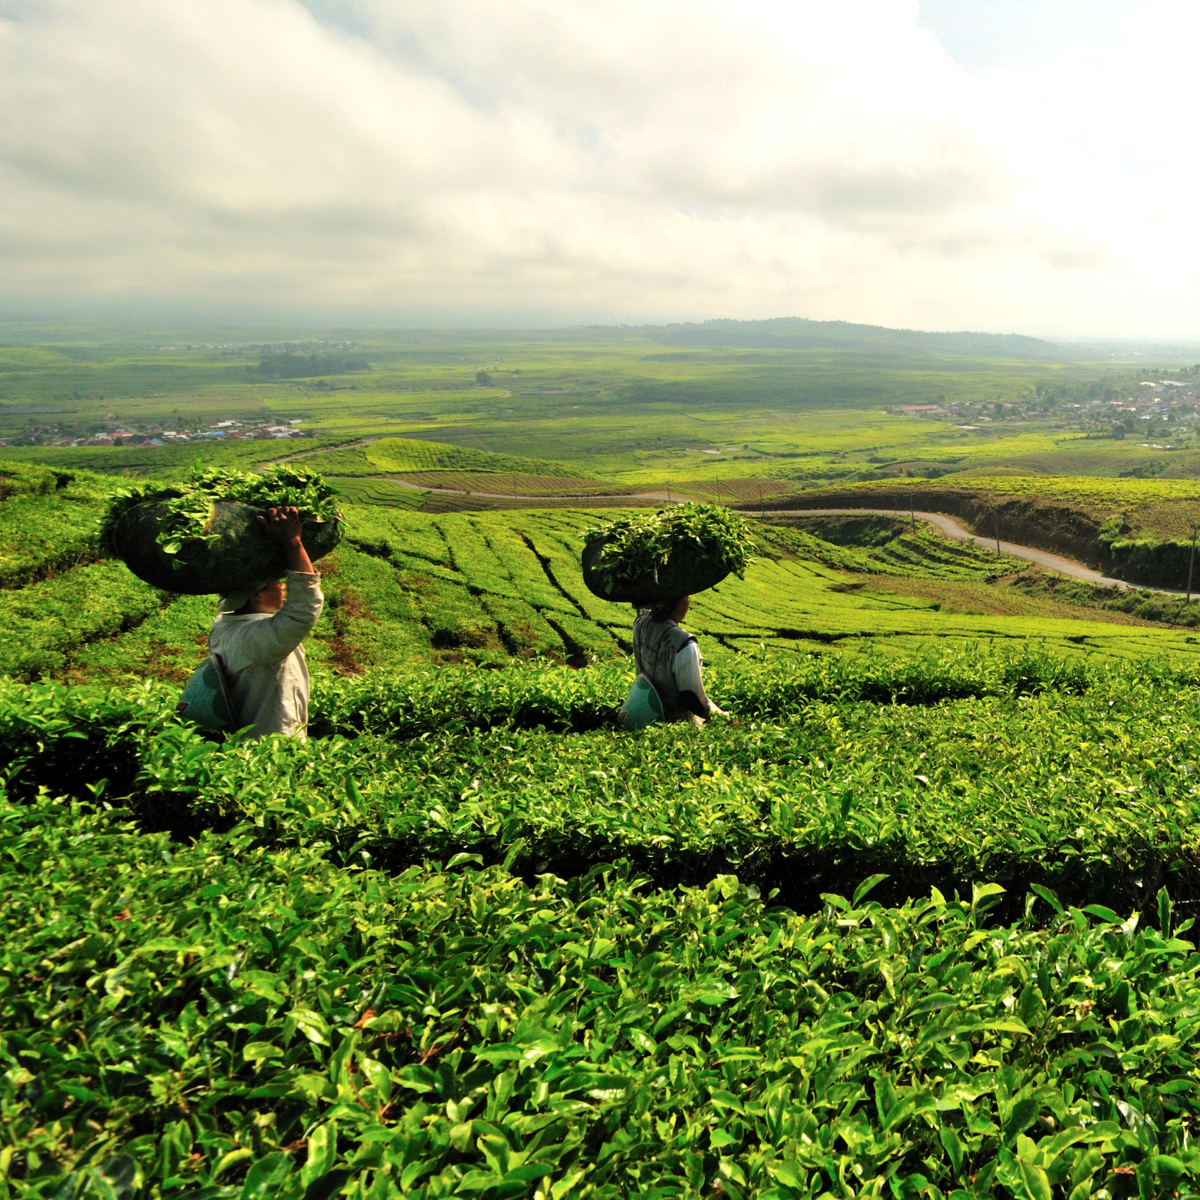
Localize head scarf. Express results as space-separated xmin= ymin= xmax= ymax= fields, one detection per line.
xmin=216 ymin=577 xmax=281 ymax=615
xmin=650 ymin=596 xmax=686 ymax=623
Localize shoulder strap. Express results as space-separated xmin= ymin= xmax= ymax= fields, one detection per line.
xmin=209 ymin=650 xmax=241 ymax=729
xmin=665 ymin=624 xmax=697 ymax=654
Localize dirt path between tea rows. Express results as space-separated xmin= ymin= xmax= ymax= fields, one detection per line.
xmin=761 ymin=508 xmax=1188 ymax=597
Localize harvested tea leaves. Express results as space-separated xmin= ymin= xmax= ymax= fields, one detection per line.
xmin=583 ymin=503 xmax=756 ymax=596
xmin=101 ymin=465 xmax=342 ymax=559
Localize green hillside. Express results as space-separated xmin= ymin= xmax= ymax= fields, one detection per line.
xmin=634 ymin=316 xmax=1064 ymax=359
xmin=2 ymin=460 xmax=1194 ymax=687
xmin=7 ymin=325 xmax=1200 ymax=1197
xmin=296 ymin=438 xmax=604 ymax=482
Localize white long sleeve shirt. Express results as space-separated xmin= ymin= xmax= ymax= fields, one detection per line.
xmin=208 ymin=570 xmax=324 ymax=739
xmin=672 ymin=640 xmax=725 ymax=717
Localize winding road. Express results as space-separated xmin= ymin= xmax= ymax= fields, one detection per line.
xmin=759 ymin=508 xmax=1187 ymax=598
xmin=300 ymin=463 xmax=1187 ymax=596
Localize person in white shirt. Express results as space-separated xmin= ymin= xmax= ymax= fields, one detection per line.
xmin=208 ymin=506 xmax=324 ymax=739
xmin=631 ymin=595 xmax=730 ymax=725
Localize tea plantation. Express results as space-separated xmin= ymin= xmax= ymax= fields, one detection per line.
xmin=5 ymin=457 xmax=1200 ymax=1199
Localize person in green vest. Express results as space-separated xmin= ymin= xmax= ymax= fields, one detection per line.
xmin=631 ymin=595 xmax=731 ymax=725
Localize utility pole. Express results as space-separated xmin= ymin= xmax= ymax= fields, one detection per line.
xmin=666 ymin=483 xmax=671 ymax=504
xmin=910 ymin=493 xmax=915 ymax=529
xmin=1188 ymin=524 xmax=1198 ymax=603
xmin=759 ymin=482 xmax=764 ymax=518
xmin=995 ymin=508 xmax=1001 ymax=556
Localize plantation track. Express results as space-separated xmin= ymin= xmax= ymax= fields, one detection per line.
xmin=259 ymin=436 xmax=378 ymax=466
xmin=379 ymin=477 xmax=683 ymax=503
xmin=759 ymin=507 xmax=1186 ymax=597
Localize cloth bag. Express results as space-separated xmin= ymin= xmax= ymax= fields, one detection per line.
xmin=618 ymin=673 xmax=664 ymax=730
xmin=177 ymin=651 xmax=240 ymax=731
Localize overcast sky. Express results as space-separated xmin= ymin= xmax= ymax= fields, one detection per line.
xmin=0 ymin=0 xmax=1195 ymax=336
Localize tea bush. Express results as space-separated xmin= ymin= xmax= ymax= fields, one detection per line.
xmin=5 ymin=792 xmax=1200 ymax=1199
xmin=0 ymin=464 xmax=113 ymax=589
xmin=8 ymin=635 xmax=1200 ymax=1197
xmin=6 ymin=649 xmax=1200 ymax=910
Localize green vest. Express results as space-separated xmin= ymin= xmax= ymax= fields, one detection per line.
xmin=632 ymin=612 xmax=697 ymax=720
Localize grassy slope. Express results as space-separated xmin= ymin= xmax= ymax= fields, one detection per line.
xmin=775 ymin=474 xmax=1200 ymax=541
xmin=1 ymin=471 xmax=1195 ymax=687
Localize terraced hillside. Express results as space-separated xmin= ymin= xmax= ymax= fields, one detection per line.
xmin=764 ymin=475 xmax=1200 ymax=590
xmin=2 ymin=460 xmax=1196 ymax=687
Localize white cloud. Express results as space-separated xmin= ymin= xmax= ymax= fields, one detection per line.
xmin=0 ymin=0 xmax=1193 ymax=334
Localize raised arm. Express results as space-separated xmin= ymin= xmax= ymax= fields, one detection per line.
xmin=230 ymin=506 xmax=324 ymax=664
xmin=257 ymin=505 xmax=315 ymax=574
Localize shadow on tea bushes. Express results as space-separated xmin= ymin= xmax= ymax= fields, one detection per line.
xmin=309 ymin=645 xmax=1123 ymax=740
xmin=129 ymin=681 xmax=1200 ymax=920
xmin=9 ymin=651 xmax=1200 ymax=915
xmin=6 ymin=792 xmax=1200 ymax=1200
xmin=0 ymin=678 xmax=177 ymax=803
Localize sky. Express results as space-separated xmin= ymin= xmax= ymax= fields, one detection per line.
xmin=0 ymin=0 xmax=1196 ymax=336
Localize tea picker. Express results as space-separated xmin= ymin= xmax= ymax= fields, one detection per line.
xmin=203 ymin=505 xmax=324 ymax=739
xmin=104 ymin=466 xmax=341 ymax=739
xmin=582 ymin=504 xmax=754 ymax=728
xmin=629 ymin=594 xmax=730 ymax=727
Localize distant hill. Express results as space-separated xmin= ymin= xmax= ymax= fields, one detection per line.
xmin=577 ymin=317 xmax=1064 ymax=360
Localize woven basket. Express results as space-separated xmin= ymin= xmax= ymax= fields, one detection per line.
xmin=110 ymin=500 xmax=342 ymax=594
xmin=582 ymin=536 xmax=732 ymax=607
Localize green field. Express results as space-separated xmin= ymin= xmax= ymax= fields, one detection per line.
xmin=4 ymin=320 xmax=1199 ymax=498
xmin=7 ymin=323 xmax=1200 ymax=574
xmin=7 ymin=325 xmax=1200 ymax=1198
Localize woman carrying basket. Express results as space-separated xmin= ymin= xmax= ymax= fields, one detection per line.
xmin=631 ymin=595 xmax=730 ymax=726
xmin=582 ymin=504 xmax=751 ymax=729
xmin=208 ymin=505 xmax=324 ymax=739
